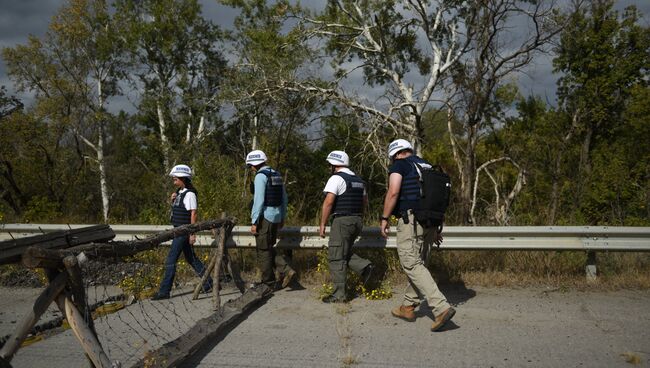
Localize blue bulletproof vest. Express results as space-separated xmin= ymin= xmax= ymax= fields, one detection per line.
xmin=171 ymin=189 xmax=196 ymax=226
xmin=257 ymin=168 xmax=284 ymax=207
xmin=332 ymin=172 xmax=365 ymax=216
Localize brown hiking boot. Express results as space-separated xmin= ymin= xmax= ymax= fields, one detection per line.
xmin=431 ymin=307 xmax=456 ymax=332
xmin=281 ymin=269 xmax=296 ymax=288
xmin=391 ymin=305 xmax=416 ymax=322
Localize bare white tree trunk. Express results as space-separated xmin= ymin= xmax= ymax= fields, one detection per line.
xmin=283 ymin=2 xmax=469 ymax=159
xmin=97 ymin=80 xmax=109 ymax=223
xmin=197 ymin=114 xmax=206 ymax=140
xmin=470 ymin=157 xmax=526 ymax=225
xmin=157 ymin=100 xmax=170 ymax=170
xmin=251 ymin=115 xmax=258 ymax=150
xmin=185 ymin=109 xmax=193 ymax=144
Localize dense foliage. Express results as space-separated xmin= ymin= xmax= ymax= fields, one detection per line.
xmin=0 ymin=0 xmax=647 ymax=227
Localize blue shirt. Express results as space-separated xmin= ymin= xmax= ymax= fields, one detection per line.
xmin=251 ymin=166 xmax=288 ymax=224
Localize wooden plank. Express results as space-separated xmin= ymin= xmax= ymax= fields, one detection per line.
xmin=131 ymin=284 xmax=271 ymax=368
xmin=0 ymin=225 xmax=114 ymax=265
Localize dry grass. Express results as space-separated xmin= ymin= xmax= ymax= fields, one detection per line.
xmin=335 ymin=303 xmax=351 ymax=316
xmin=70 ymin=247 xmax=649 ymax=293
xmin=334 ymin=302 xmax=358 ymax=367
xmin=620 ymin=352 xmax=642 ymax=365
xmin=293 ymin=250 xmax=650 ymax=291
xmin=460 ymin=270 xmax=650 ymax=290
xmin=341 ymin=351 xmax=358 ymax=367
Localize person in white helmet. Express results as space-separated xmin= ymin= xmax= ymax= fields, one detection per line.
xmin=153 ymin=164 xmax=212 ymax=300
xmin=379 ymin=139 xmax=455 ymax=331
xmin=319 ymin=150 xmax=374 ymax=303
xmin=245 ymin=150 xmax=296 ymax=289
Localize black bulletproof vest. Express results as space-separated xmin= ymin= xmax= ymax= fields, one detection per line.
xmin=332 ymin=172 xmax=365 ymax=216
xmin=394 ymin=155 xmax=429 ymax=216
xmin=257 ymin=168 xmax=284 ymax=207
xmin=171 ymin=189 xmax=196 ymax=226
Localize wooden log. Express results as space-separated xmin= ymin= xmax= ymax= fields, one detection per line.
xmin=63 ymin=256 xmax=97 ymax=368
xmin=61 ymin=295 xmax=113 ymax=368
xmin=0 ymin=224 xmax=114 ymax=265
xmin=22 ymin=246 xmax=66 ymax=269
xmin=212 ymin=227 xmax=227 ymax=311
xmin=130 ymin=284 xmax=271 ymax=368
xmin=63 ymin=256 xmax=86 ymax=313
xmin=191 ymin=238 xmax=220 ymax=300
xmin=22 ymin=218 xmax=235 ymax=268
xmin=0 ymin=271 xmax=68 ymax=362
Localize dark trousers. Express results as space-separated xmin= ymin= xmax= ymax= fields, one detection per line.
xmin=158 ymin=234 xmax=212 ymax=295
xmin=255 ymin=217 xmax=293 ymax=285
xmin=328 ymin=216 xmax=371 ymax=300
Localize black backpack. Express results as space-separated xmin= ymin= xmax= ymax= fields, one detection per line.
xmin=411 ymin=162 xmax=451 ymax=229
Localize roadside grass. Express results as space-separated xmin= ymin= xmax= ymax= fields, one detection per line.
xmin=2 ymin=249 xmax=649 ymax=293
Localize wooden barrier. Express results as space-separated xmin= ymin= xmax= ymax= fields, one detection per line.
xmin=0 ymin=218 xmax=237 ymax=368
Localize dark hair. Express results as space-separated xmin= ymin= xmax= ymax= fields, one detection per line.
xmin=179 ymin=177 xmax=198 ymax=196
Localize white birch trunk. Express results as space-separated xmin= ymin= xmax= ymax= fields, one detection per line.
xmin=251 ymin=115 xmax=258 ymax=150
xmin=185 ymin=109 xmax=193 ymax=144
xmin=97 ymin=80 xmax=109 ymax=223
xmin=157 ymin=100 xmax=170 ymax=171
xmin=197 ymin=115 xmax=205 ymax=141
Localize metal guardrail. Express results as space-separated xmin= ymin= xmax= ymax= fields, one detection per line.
xmin=1 ymin=224 xmax=650 ymax=251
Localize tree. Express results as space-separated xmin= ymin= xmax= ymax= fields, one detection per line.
xmin=0 ymin=86 xmax=23 ymax=119
xmin=445 ymin=0 xmax=559 ymax=224
xmin=3 ymin=0 xmax=127 ymax=222
xmin=115 ymin=0 xmax=224 ymax=170
xmin=221 ymin=0 xmax=477 ymax=161
xmin=553 ymin=0 xmax=649 ymax=224
xmin=220 ymin=0 xmax=325 ymax=205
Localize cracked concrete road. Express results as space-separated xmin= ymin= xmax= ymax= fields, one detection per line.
xmin=3 ymin=284 xmax=649 ymax=367
xmin=182 ymin=284 xmax=650 ymax=368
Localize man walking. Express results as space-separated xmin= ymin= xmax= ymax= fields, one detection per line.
xmin=319 ymin=150 xmax=374 ymax=303
xmin=246 ymin=150 xmax=296 ymax=289
xmin=379 ymin=139 xmax=455 ymax=331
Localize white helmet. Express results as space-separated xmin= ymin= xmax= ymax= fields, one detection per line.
xmin=245 ymin=150 xmax=267 ymax=166
xmin=387 ymin=139 xmax=413 ymax=158
xmin=169 ymin=164 xmax=192 ymax=178
xmin=326 ymin=150 xmax=349 ymax=166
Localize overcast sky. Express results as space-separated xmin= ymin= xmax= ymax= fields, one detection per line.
xmin=1 ymin=0 xmax=648 ymax=111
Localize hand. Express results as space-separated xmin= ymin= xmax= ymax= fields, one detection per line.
xmin=171 ymin=192 xmax=177 ymax=202
xmin=189 ymin=233 xmax=196 ymax=246
xmin=250 ymin=224 xmax=257 ymax=235
xmin=380 ymin=219 xmax=390 ymax=239
xmin=433 ymin=231 xmax=443 ymax=246
xmin=319 ymin=224 xmax=326 ymax=238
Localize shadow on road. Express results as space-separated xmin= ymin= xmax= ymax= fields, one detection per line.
xmin=178 ymin=294 xmax=272 ymax=368
xmin=440 ymin=282 xmax=477 ymax=306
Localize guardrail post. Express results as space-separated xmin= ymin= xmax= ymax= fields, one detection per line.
xmin=585 ymin=251 xmax=597 ymax=282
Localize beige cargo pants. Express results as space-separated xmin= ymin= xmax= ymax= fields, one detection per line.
xmin=396 ymin=211 xmax=450 ymax=316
